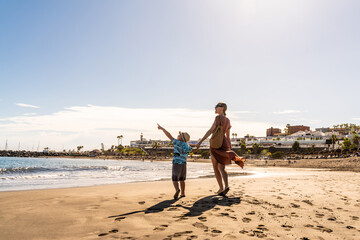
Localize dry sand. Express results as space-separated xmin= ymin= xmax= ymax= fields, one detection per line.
xmin=0 ymin=167 xmax=359 ymax=240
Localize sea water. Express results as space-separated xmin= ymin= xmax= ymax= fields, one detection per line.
xmin=0 ymin=157 xmax=236 ymax=192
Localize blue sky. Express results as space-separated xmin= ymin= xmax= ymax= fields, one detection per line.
xmin=1 ymin=0 xmax=359 ymax=150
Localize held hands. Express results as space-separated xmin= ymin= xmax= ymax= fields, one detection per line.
xmin=195 ymin=142 xmax=201 ymax=151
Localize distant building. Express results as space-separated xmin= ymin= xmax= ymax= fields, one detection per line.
xmin=130 ymin=133 xmax=170 ymax=148
xmin=315 ymin=127 xmax=330 ymax=133
xmin=266 ymin=127 xmax=282 ymax=136
xmin=288 ymin=125 xmax=310 ymax=134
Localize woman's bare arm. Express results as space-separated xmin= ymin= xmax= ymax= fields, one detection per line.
xmin=195 ymin=120 xmax=217 ymax=149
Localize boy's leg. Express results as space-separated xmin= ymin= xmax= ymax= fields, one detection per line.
xmin=172 ymin=181 xmax=180 ymax=191
xmin=172 ymin=163 xmax=181 ymax=198
xmin=172 ymin=181 xmax=180 ymax=199
xmin=180 ymin=181 xmax=185 ymax=196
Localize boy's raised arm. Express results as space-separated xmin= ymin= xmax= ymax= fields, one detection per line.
xmin=157 ymin=124 xmax=173 ymax=141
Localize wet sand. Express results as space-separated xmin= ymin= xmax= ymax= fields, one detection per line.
xmin=0 ymin=167 xmax=359 ymax=240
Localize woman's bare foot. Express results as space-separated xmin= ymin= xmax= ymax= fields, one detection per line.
xmin=216 ymin=189 xmax=224 ymax=195
xmin=218 ymin=187 xmax=230 ymax=196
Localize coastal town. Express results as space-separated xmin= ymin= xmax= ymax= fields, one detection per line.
xmin=2 ymin=123 xmax=359 ymax=160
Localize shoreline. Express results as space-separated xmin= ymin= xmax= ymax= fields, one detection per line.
xmin=5 ymin=154 xmax=360 ymax=172
xmin=0 ymin=170 xmax=254 ymax=193
xmin=1 ymin=167 xmax=359 ymax=240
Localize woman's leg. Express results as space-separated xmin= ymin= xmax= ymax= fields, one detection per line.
xmin=218 ymin=164 xmax=229 ymax=189
xmin=211 ymin=153 xmax=224 ymax=193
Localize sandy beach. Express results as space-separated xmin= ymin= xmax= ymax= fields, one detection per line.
xmin=0 ymin=167 xmax=359 ymax=240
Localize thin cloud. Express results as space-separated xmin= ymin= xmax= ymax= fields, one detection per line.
xmin=273 ymin=110 xmax=302 ymax=115
xmin=353 ymin=118 xmax=360 ymax=121
xmin=16 ymin=103 xmax=40 ymax=108
xmin=0 ymin=105 xmax=273 ymax=150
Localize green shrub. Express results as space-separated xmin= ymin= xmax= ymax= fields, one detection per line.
xmin=271 ymin=151 xmax=284 ymax=159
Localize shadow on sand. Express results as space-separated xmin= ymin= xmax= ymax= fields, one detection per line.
xmin=182 ymin=195 xmax=241 ymax=217
xmin=108 ymin=195 xmax=241 ymax=219
xmin=108 ymin=198 xmax=180 ymax=219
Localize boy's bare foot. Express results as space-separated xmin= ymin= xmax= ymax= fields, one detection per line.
xmin=180 ymin=195 xmax=185 ymax=198
xmin=173 ymin=189 xmax=180 ymax=199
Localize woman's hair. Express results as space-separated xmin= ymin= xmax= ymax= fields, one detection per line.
xmin=216 ymin=102 xmax=227 ymax=116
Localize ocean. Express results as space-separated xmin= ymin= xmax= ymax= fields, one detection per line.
xmin=0 ymin=157 xmax=246 ymax=192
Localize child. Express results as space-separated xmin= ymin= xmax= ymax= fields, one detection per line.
xmin=157 ymin=124 xmax=195 ymax=199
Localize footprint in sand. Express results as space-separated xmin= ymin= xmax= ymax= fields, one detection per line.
xmin=239 ymin=229 xmax=249 ymax=234
xmin=98 ymin=229 xmax=119 ymax=237
xmin=327 ymin=217 xmax=336 ymax=221
xmin=248 ymin=230 xmax=267 ymax=238
xmin=85 ymin=205 xmax=100 ymax=210
xmin=174 ymin=216 xmax=189 ymax=222
xmin=305 ymin=224 xmax=332 ymax=233
xmin=246 ymin=211 xmax=256 ymax=215
xmin=153 ymin=225 xmax=168 ymax=232
xmin=302 ymin=200 xmax=313 ymax=206
xmin=167 ymin=231 xmax=193 ymax=238
xmin=351 ymin=216 xmax=359 ymax=220
xmin=198 ymin=216 xmax=207 ymax=222
xmin=346 ymin=226 xmax=356 ymax=230
xmin=323 ymin=207 xmax=333 ymax=212
xmin=192 ymin=222 xmax=208 ymax=230
xmin=315 ymin=225 xmax=333 ymax=233
xmin=290 ymin=203 xmax=300 ymax=208
xmin=291 ymin=212 xmax=299 ymax=217
xmin=211 ymin=229 xmax=222 ymax=234
xmin=186 ymin=235 xmax=198 ymax=239
xmin=223 ymin=234 xmax=237 ymax=239
xmin=138 ymin=201 xmax=145 ymax=205
xmin=242 ymin=217 xmax=252 ymax=223
xmin=315 ymin=213 xmax=325 ymax=218
xmin=257 ymin=225 xmax=268 ymax=231
xmin=268 ymin=212 xmax=276 ymax=216
xmin=115 ymin=216 xmax=126 ymax=221
xmin=220 ymin=212 xmax=229 ymax=216
xmin=281 ymin=224 xmax=293 ymax=231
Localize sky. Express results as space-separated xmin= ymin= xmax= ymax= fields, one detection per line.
xmin=1 ymin=0 xmax=359 ymax=151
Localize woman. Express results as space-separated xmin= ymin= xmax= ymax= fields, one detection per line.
xmin=195 ymin=102 xmax=245 ymax=196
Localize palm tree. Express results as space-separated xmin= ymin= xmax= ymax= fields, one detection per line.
xmin=77 ymin=146 xmax=83 ymax=152
xmin=117 ymin=135 xmax=124 ymax=146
